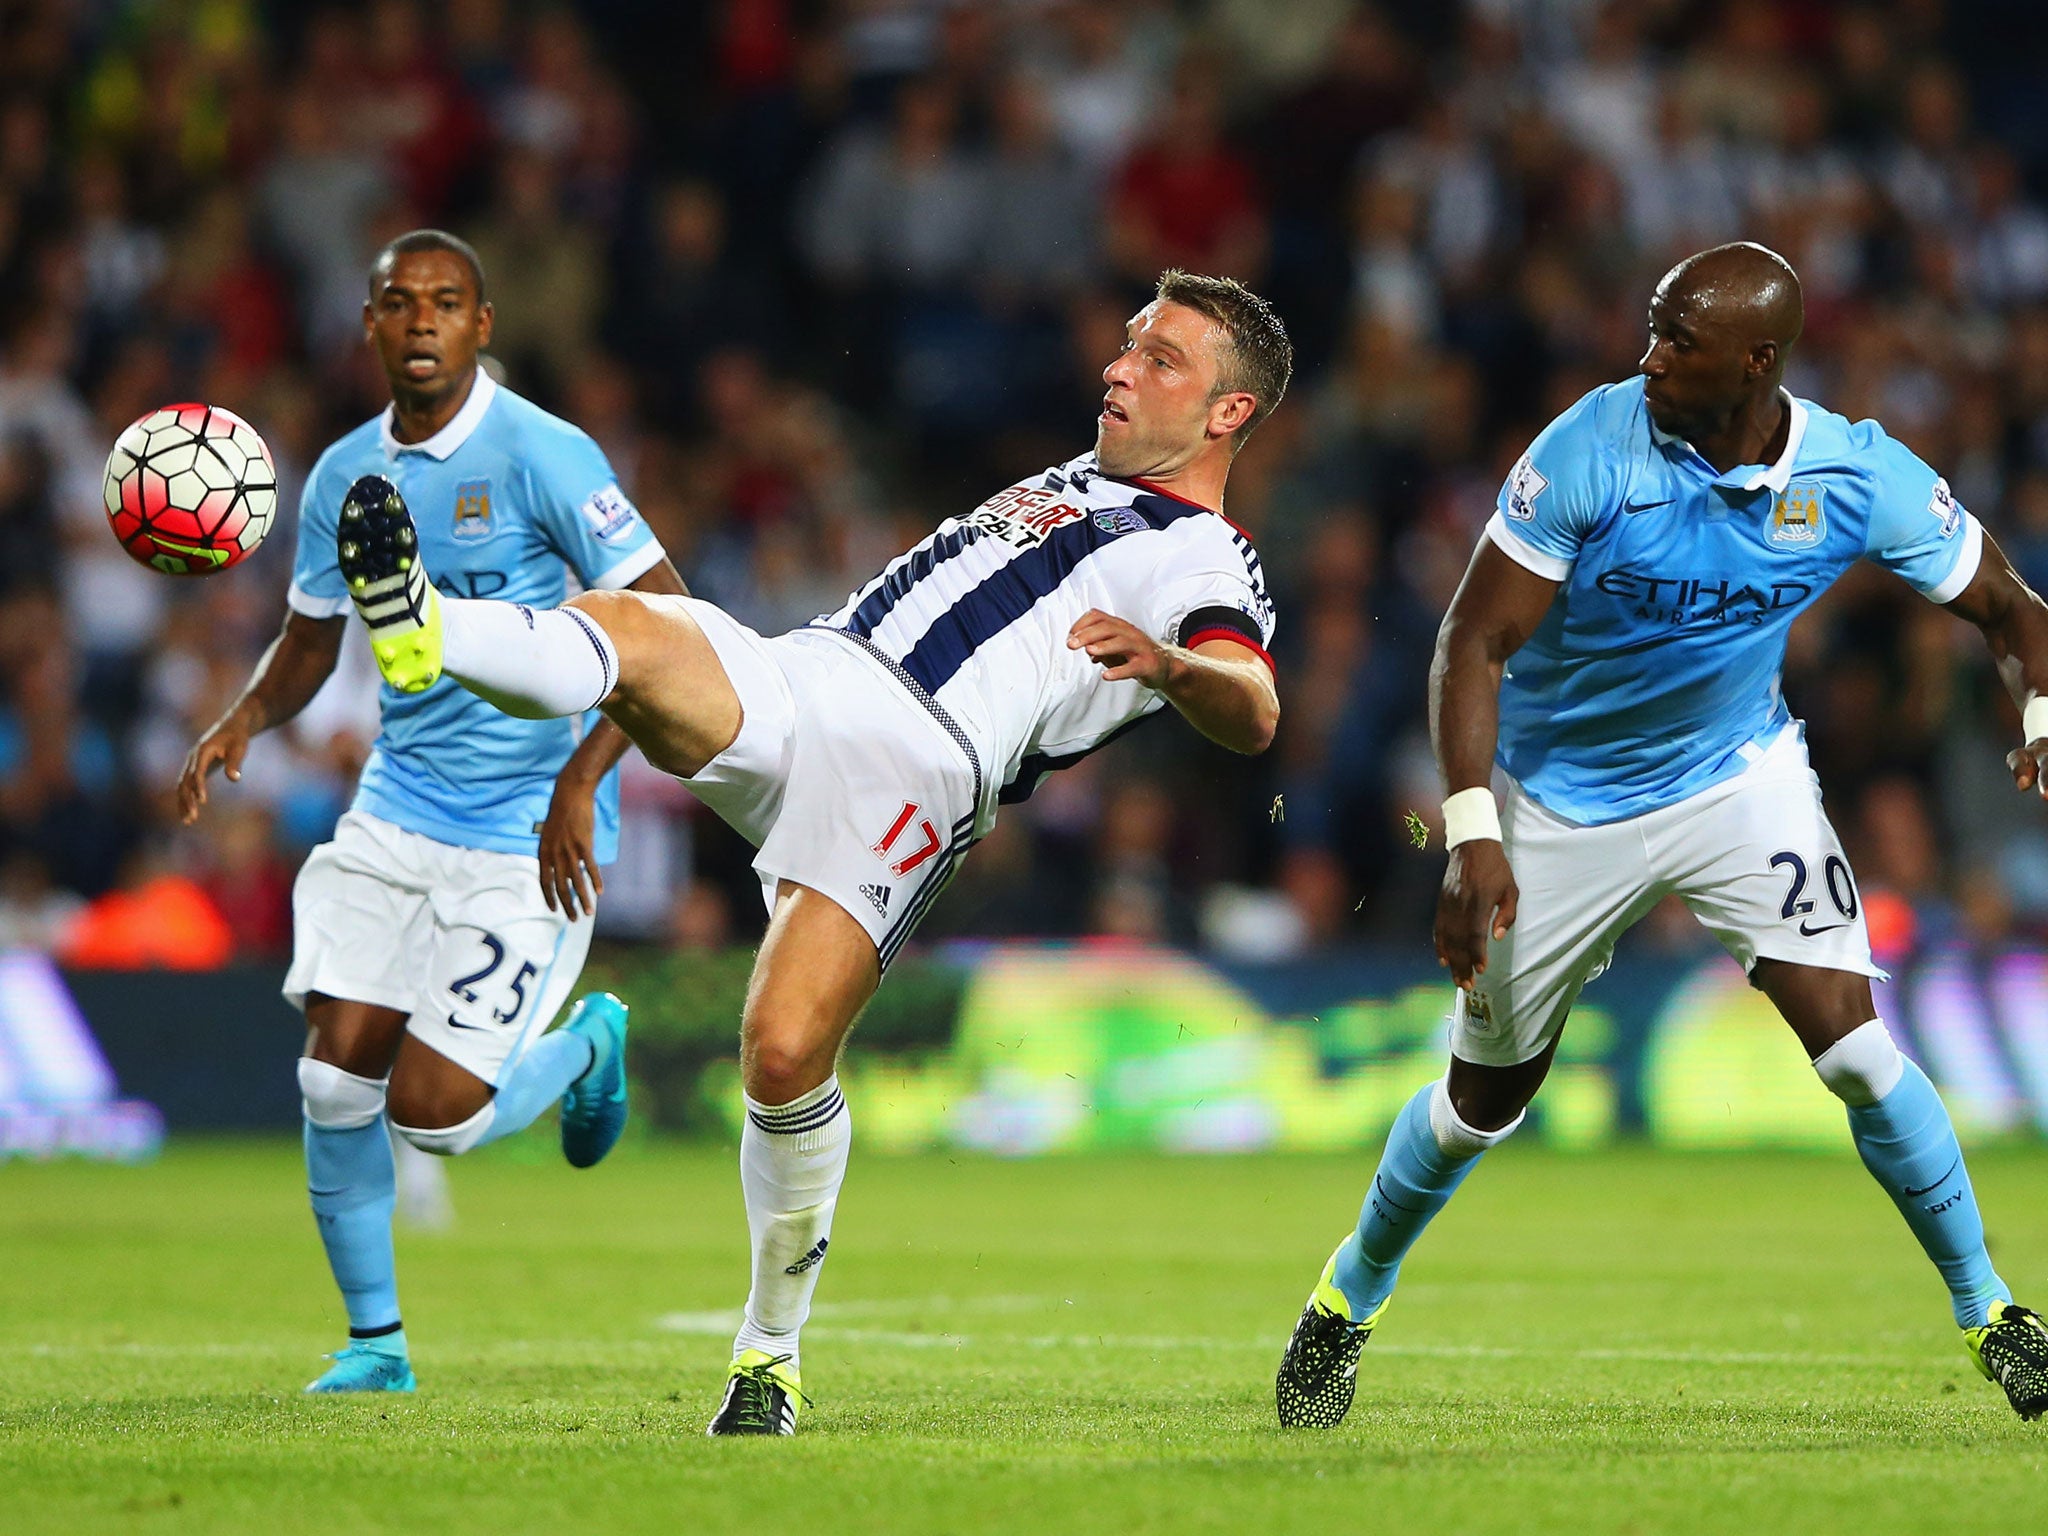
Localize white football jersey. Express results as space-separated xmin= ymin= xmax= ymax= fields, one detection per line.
xmin=810 ymin=452 xmax=1275 ymax=826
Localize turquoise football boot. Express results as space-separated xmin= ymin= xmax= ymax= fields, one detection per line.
xmin=558 ymin=993 xmax=630 ymax=1169
xmin=305 ymin=1340 xmax=417 ymax=1394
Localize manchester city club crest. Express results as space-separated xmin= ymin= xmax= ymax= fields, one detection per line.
xmin=451 ymin=479 xmax=493 ymax=542
xmin=1769 ymin=480 xmax=1826 ymax=548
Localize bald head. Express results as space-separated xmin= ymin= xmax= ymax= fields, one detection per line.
xmin=1658 ymin=242 xmax=1804 ymax=371
xmin=1640 ymin=243 xmax=1805 ymax=449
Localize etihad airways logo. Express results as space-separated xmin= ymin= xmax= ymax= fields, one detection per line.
xmin=1595 ymin=570 xmax=1813 ymax=626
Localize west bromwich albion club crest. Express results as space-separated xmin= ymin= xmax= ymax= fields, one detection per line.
xmin=1769 ymin=481 xmax=1826 ymax=548
xmin=451 ymin=479 xmax=493 ymax=542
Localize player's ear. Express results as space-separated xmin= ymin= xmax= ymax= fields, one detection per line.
xmin=362 ymin=300 xmax=376 ymax=345
xmin=1209 ymin=390 xmax=1256 ymax=440
xmin=475 ymin=300 xmax=494 ymax=349
xmin=1749 ymin=339 xmax=1778 ymax=381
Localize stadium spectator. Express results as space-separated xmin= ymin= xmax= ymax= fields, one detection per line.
xmin=4 ymin=0 xmax=2048 ymax=965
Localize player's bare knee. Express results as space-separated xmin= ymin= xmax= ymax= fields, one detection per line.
xmin=1447 ymin=1046 xmax=1547 ymax=1133
xmin=1441 ymin=1080 xmax=1527 ymax=1141
xmin=1431 ymin=1076 xmax=1524 ymax=1153
xmin=386 ymin=1061 xmax=492 ymax=1138
xmin=741 ymin=1028 xmax=835 ymax=1105
xmin=386 ymin=1066 xmax=494 ymax=1155
xmin=565 ymin=589 xmax=648 ymax=659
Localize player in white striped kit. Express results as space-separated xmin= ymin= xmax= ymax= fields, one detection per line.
xmin=335 ymin=271 xmax=1291 ymax=1433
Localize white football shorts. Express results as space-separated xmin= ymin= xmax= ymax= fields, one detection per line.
xmin=665 ymin=597 xmax=980 ymax=968
xmin=1451 ymin=725 xmax=1881 ymax=1068
xmin=283 ymin=809 xmax=594 ymax=1084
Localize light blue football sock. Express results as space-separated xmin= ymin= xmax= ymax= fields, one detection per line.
xmin=1846 ymin=1057 xmax=2009 ymax=1327
xmin=1332 ymin=1083 xmax=1492 ymax=1317
xmin=305 ymin=1118 xmax=403 ymax=1341
xmin=476 ymin=1029 xmax=594 ymax=1146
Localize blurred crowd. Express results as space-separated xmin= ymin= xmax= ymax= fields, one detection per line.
xmin=5 ymin=0 xmax=2048 ymax=968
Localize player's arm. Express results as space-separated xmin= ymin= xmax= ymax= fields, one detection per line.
xmin=539 ymin=557 xmax=690 ymax=916
xmin=1938 ymin=533 xmax=2048 ymax=797
xmin=177 ymin=609 xmax=346 ymax=823
xmin=1429 ymin=540 xmax=1560 ymax=988
xmin=1065 ymin=608 xmax=1278 ymax=754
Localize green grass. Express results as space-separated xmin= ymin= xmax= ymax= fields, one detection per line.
xmin=2 ymin=1141 xmax=2044 ymax=1535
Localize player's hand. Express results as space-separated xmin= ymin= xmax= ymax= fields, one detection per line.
xmin=2006 ymin=738 xmax=2048 ymax=799
xmin=539 ymin=774 xmax=604 ymax=919
xmin=1068 ymin=609 xmax=1171 ymax=688
xmin=1435 ymin=839 xmax=1518 ymax=990
xmin=176 ymin=713 xmax=254 ymax=825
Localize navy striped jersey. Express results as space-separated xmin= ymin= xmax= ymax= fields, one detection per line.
xmin=811 ymin=452 xmax=1275 ymax=821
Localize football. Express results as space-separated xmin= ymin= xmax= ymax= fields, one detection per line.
xmin=102 ymin=403 xmax=278 ymax=576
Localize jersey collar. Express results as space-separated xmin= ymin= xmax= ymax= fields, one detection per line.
xmin=1649 ymin=387 xmax=1808 ymax=494
xmin=379 ymin=369 xmax=497 ymax=460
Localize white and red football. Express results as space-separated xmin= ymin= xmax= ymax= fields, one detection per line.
xmin=102 ymin=403 xmax=278 ymax=576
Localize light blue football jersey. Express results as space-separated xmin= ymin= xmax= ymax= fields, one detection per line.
xmin=288 ymin=372 xmax=663 ymax=859
xmin=1487 ymin=376 xmax=1981 ymax=824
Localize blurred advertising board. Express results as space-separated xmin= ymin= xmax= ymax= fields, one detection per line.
xmin=707 ymin=941 xmax=2048 ymax=1154
xmin=0 ymin=950 xmax=163 ymax=1160
xmin=41 ymin=941 xmax=2048 ymax=1150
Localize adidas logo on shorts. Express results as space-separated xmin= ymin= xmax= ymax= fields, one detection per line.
xmin=859 ymin=882 xmax=891 ymax=916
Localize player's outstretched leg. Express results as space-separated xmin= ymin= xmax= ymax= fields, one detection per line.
xmin=299 ymin=1056 xmax=416 ymax=1394
xmin=1811 ymin=1019 xmax=2046 ymax=1418
xmin=340 ymin=478 xmax=743 ymax=782
xmin=1276 ymin=1076 xmax=1519 ymax=1427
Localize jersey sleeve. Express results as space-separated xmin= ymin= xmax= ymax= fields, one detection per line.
xmin=1146 ymin=522 xmax=1277 ymax=671
xmin=1484 ymin=387 xmax=1619 ymax=582
xmin=286 ymin=455 xmax=352 ymax=619
xmin=525 ymin=426 xmax=666 ymax=591
xmin=1861 ymin=432 xmax=1983 ymax=604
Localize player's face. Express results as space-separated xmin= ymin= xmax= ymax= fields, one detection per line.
xmin=1639 ymin=284 xmax=1751 ymax=440
xmin=365 ymin=251 xmax=493 ymax=403
xmin=1096 ymin=301 xmax=1242 ymax=477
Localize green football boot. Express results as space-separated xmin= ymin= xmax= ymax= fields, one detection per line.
xmin=1275 ymin=1239 xmax=1389 ymax=1428
xmin=338 ymin=474 xmax=443 ymax=693
xmin=1965 ymin=1300 xmax=2048 ymax=1421
xmin=706 ymin=1350 xmax=806 ymax=1437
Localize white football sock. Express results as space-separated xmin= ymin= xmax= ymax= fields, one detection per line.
xmin=731 ymin=1076 xmax=851 ymax=1371
xmin=442 ymin=597 xmax=618 ymax=719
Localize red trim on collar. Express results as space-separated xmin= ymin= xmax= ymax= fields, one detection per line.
xmin=1127 ymin=474 xmax=1214 ymax=511
xmin=1125 ymin=476 xmax=1260 ymax=544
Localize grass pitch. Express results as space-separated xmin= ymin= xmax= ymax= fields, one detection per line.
xmin=3 ymin=1140 xmax=2044 ymax=1535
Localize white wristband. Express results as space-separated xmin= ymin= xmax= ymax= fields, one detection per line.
xmin=2026 ymin=696 xmax=2048 ymax=746
xmin=1442 ymin=786 xmax=1502 ymax=849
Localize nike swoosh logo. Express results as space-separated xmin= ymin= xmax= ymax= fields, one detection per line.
xmin=1624 ymin=498 xmax=1675 ymax=513
xmin=445 ymin=1013 xmax=491 ymax=1032
xmin=1373 ymin=1174 xmax=1427 ymax=1214
xmin=1903 ymin=1158 xmax=1959 ymax=1200
xmin=1798 ymin=921 xmax=1849 ymax=936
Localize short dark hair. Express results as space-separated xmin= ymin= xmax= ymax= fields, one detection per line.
xmin=369 ymin=229 xmax=488 ymax=301
xmin=1154 ymin=270 xmax=1292 ymax=448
